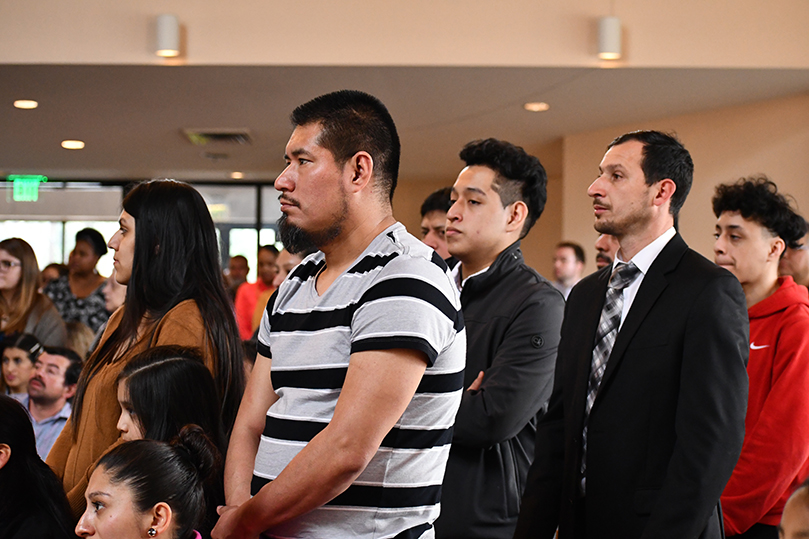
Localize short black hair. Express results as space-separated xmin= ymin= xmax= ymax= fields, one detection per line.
xmin=557 ymin=242 xmax=586 ymax=264
xmin=712 ymin=176 xmax=808 ymax=249
xmin=43 ymin=346 xmax=83 ymax=386
xmin=258 ymin=245 xmax=279 ymax=257
xmin=75 ymin=228 xmax=108 ymax=257
xmin=291 ymin=90 xmax=400 ymax=202
xmin=608 ymin=131 xmax=693 ymax=218
xmin=459 ymin=138 xmax=547 ymax=238
xmin=420 ymin=187 xmax=453 ymax=217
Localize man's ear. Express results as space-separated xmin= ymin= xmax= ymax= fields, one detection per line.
xmin=652 ymin=178 xmax=677 ymax=210
xmin=505 ymin=201 xmax=528 ymax=235
xmin=346 ymin=151 xmax=374 ymax=193
xmin=63 ymin=383 xmax=77 ymax=400
xmin=0 ymin=444 xmax=11 ymax=470
xmin=768 ymin=236 xmax=786 ymax=261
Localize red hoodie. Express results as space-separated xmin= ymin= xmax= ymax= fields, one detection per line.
xmin=722 ymin=276 xmax=809 ymax=535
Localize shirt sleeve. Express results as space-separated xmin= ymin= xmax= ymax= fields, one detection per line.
xmin=350 ymin=259 xmax=461 ymax=367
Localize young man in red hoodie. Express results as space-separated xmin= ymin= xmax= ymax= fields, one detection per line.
xmin=713 ymin=176 xmax=809 ymax=539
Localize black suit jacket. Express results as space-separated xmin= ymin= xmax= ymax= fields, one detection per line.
xmin=514 ymin=233 xmax=749 ymax=539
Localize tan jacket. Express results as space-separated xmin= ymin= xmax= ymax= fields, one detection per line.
xmin=47 ymin=299 xmax=214 ymax=519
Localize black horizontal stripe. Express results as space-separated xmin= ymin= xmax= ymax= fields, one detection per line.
xmin=289 ymin=259 xmax=324 ymax=281
xmin=416 ymin=371 xmax=465 ymax=393
xmin=431 ymin=251 xmax=448 ymax=271
xmin=272 ymin=367 xmax=347 ymax=390
xmin=381 ymin=424 xmax=453 ymax=449
xmin=250 ymin=477 xmax=442 ymax=509
xmin=359 ymin=277 xmax=464 ymax=332
xmin=263 ymin=416 xmax=453 ymax=449
xmin=256 ymin=340 xmax=272 ymax=359
xmin=271 ymin=367 xmax=462 ymax=393
xmin=348 ymin=252 xmax=399 ymax=274
xmin=396 ymin=523 xmax=433 ymax=539
xmin=270 ymin=304 xmax=355 ymax=332
xmin=263 ymin=416 xmax=327 ymax=442
xmin=352 ymin=336 xmax=438 ymax=367
xmin=329 ymin=484 xmax=442 ymax=508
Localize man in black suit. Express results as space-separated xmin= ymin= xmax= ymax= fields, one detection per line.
xmin=514 ymin=130 xmax=749 ymax=539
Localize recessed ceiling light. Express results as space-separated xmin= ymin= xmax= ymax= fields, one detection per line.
xmin=524 ymin=102 xmax=550 ymax=112
xmin=230 ymin=171 xmax=244 ymax=179
xmin=14 ymin=100 xmax=38 ymax=109
xmin=61 ymin=140 xmax=85 ymax=150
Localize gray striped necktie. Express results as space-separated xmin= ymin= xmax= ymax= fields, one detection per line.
xmin=581 ymin=261 xmax=640 ymax=492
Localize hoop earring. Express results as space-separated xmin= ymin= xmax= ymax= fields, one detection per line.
xmin=148 ymin=528 xmax=157 ymax=537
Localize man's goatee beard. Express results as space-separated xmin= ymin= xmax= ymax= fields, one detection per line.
xmin=278 ymin=214 xmax=342 ymax=255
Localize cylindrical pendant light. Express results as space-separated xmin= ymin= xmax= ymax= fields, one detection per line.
xmin=155 ymin=14 xmax=180 ymax=58
xmin=598 ymin=16 xmax=622 ymax=60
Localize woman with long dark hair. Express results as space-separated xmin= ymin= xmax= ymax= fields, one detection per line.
xmin=76 ymin=425 xmax=220 ymax=539
xmin=0 ymin=238 xmax=67 ymax=347
xmin=48 ymin=179 xmax=244 ymax=517
xmin=0 ymin=395 xmax=74 ymax=539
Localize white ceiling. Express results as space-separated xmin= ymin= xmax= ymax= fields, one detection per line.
xmin=2 ymin=64 xmax=809 ymax=183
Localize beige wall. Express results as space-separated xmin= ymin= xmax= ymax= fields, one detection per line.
xmin=562 ymin=92 xmax=809 ymax=275
xmin=3 ymin=0 xmax=809 ymax=68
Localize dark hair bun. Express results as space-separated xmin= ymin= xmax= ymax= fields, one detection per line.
xmin=171 ymin=424 xmax=221 ymax=485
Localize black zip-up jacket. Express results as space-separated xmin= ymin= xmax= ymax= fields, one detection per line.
xmin=435 ymin=241 xmax=565 ymax=539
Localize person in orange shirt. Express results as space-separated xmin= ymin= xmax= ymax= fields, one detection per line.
xmin=234 ymin=245 xmax=278 ymax=340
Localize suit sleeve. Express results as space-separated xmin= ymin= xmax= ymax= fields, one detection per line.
xmin=642 ymin=273 xmax=749 ymax=539
xmin=721 ymin=309 xmax=809 ymax=535
xmin=513 ymin=295 xmax=575 ymax=539
xmin=451 ymin=286 xmax=564 ymax=447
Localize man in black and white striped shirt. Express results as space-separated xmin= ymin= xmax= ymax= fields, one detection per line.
xmin=216 ymin=90 xmax=466 ymax=539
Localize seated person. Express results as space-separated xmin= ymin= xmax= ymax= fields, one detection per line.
xmin=22 ymin=347 xmax=82 ymax=459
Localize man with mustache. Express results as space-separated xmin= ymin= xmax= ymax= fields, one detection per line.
xmin=515 ymin=130 xmax=749 ymax=539
xmin=22 ymin=347 xmax=82 ymax=459
xmin=217 ymin=90 xmax=465 ymax=539
xmin=594 ymin=233 xmax=620 ymax=269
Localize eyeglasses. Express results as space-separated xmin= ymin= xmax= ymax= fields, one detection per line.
xmin=0 ymin=260 xmax=22 ymax=271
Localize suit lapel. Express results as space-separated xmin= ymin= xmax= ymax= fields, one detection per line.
xmin=594 ymin=234 xmax=688 ymax=407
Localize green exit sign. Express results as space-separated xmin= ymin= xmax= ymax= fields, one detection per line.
xmin=8 ymin=175 xmax=47 ymax=201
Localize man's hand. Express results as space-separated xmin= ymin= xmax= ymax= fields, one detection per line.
xmin=211 ymin=504 xmax=257 ymax=539
xmin=467 ymin=370 xmax=484 ymax=391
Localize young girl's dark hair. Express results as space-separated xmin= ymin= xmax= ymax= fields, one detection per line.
xmin=97 ymin=425 xmax=220 ymax=539
xmin=117 ymin=345 xmax=227 ymax=455
xmin=72 ymin=180 xmax=244 ymax=437
xmin=0 ymin=395 xmax=73 ymax=538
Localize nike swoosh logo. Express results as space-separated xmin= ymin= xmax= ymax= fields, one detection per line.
xmin=750 ymin=343 xmax=770 ymax=350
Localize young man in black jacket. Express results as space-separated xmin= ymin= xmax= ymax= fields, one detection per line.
xmin=434 ymin=138 xmax=565 ymax=539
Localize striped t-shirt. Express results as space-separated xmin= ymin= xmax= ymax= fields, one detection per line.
xmin=254 ymin=222 xmax=466 ymax=539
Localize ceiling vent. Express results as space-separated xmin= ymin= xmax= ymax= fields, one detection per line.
xmin=183 ymin=129 xmax=252 ymax=146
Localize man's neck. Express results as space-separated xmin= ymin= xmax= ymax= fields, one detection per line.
xmin=28 ymin=397 xmax=66 ymax=422
xmin=743 ymin=271 xmax=781 ymax=309
xmin=317 ymin=213 xmax=397 ymax=294
xmin=616 ymin=218 xmax=674 ymax=261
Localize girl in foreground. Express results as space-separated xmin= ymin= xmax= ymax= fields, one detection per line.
xmin=76 ymin=425 xmax=220 ymax=539
xmin=116 ymin=345 xmax=227 ymax=537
